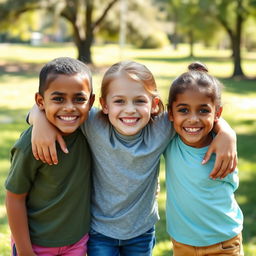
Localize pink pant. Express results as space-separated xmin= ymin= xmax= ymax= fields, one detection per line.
xmin=12 ymin=234 xmax=89 ymax=256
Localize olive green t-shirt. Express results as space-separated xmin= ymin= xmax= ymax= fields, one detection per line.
xmin=5 ymin=126 xmax=91 ymax=247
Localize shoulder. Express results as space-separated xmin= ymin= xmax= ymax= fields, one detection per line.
xmin=80 ymin=107 xmax=109 ymax=136
xmin=149 ymin=112 xmax=175 ymax=141
xmin=153 ymin=112 xmax=173 ymax=130
xmin=11 ymin=127 xmax=33 ymax=155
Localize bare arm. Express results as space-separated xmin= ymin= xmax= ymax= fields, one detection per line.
xmin=203 ymin=117 xmax=237 ymax=179
xmin=29 ymin=104 xmax=67 ymax=165
xmin=5 ymin=191 xmax=36 ymax=256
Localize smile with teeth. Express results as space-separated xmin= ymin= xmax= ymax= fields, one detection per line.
xmin=184 ymin=127 xmax=202 ymax=133
xmin=58 ymin=115 xmax=78 ymax=121
xmin=120 ymin=117 xmax=139 ymax=125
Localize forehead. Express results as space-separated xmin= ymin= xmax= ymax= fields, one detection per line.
xmin=108 ymin=75 xmax=149 ymax=96
xmin=46 ymin=74 xmax=91 ymax=93
xmin=174 ymin=89 xmax=214 ymax=105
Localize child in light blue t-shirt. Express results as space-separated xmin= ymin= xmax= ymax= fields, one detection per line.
xmin=164 ymin=62 xmax=243 ymax=256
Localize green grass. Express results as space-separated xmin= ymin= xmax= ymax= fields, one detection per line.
xmin=0 ymin=43 xmax=256 ymax=255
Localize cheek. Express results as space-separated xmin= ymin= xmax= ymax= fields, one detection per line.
xmin=144 ymin=104 xmax=154 ymax=114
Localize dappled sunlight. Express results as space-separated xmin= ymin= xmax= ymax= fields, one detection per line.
xmin=0 ymin=43 xmax=76 ymax=63
xmin=0 ymin=78 xmax=37 ymax=109
xmin=0 ymin=205 xmax=7 ymax=222
xmin=154 ymin=240 xmax=173 ymax=256
xmin=0 ymin=43 xmax=255 ymax=256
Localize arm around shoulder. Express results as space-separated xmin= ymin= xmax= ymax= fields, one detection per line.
xmin=205 ymin=117 xmax=237 ymax=179
xmin=29 ymin=104 xmax=67 ymax=165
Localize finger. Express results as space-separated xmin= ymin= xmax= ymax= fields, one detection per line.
xmin=209 ymin=160 xmax=223 ymax=179
xmin=57 ymin=134 xmax=68 ymax=154
xmin=202 ymin=148 xmax=213 ymax=165
xmin=36 ymin=146 xmax=47 ymax=164
xmin=48 ymin=144 xmax=58 ymax=165
xmin=32 ymin=143 xmax=39 ymax=160
xmin=230 ymin=155 xmax=238 ymax=173
xmin=220 ymin=169 xmax=230 ymax=179
xmin=42 ymin=146 xmax=53 ymax=165
xmin=218 ymin=159 xmax=230 ymax=179
xmin=222 ymin=154 xmax=237 ymax=176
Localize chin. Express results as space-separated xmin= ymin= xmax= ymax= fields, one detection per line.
xmin=59 ymin=127 xmax=78 ymax=135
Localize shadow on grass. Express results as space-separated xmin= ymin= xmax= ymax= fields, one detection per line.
xmin=0 ymin=108 xmax=31 ymax=233
xmin=0 ymin=107 xmax=30 ymax=163
xmin=236 ymin=132 xmax=256 ymax=245
xmin=237 ymin=171 xmax=256 ymax=244
xmin=221 ymin=78 xmax=256 ymax=95
xmin=237 ymin=133 xmax=256 ymax=162
xmin=0 ymin=61 xmax=42 ymax=80
xmin=136 ymin=56 xmax=232 ymax=63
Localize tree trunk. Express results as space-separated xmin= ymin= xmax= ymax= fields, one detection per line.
xmin=231 ymin=35 xmax=244 ymax=77
xmin=231 ymin=0 xmax=244 ymax=78
xmin=188 ymin=30 xmax=194 ymax=57
xmin=77 ymin=37 xmax=93 ymax=64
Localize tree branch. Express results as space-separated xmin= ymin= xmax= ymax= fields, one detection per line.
xmin=92 ymin=0 xmax=119 ymax=30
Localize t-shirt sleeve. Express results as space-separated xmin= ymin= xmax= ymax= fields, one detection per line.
xmin=221 ymin=169 xmax=240 ymax=192
xmin=153 ymin=112 xmax=176 ymax=142
xmin=5 ymin=147 xmax=40 ymax=194
xmin=80 ymin=107 xmax=100 ymax=137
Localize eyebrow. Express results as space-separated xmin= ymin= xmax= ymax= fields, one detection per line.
xmin=175 ymin=103 xmax=210 ymax=107
xmin=111 ymin=95 xmax=148 ymax=98
xmin=50 ymin=91 xmax=87 ymax=96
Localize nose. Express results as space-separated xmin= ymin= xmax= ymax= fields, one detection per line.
xmin=125 ymin=102 xmax=136 ymax=114
xmin=63 ymin=101 xmax=76 ymax=112
xmin=188 ymin=113 xmax=199 ymax=123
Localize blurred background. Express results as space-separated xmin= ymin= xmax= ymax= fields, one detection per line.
xmin=0 ymin=0 xmax=256 ymax=255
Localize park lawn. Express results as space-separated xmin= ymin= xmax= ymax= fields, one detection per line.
xmin=0 ymin=43 xmax=256 ymax=255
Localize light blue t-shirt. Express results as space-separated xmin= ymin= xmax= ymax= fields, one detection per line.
xmin=80 ymin=108 xmax=175 ymax=239
xmin=164 ymin=134 xmax=243 ymax=246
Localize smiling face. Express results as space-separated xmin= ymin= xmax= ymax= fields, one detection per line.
xmin=36 ymin=74 xmax=94 ymax=135
xmin=100 ymin=74 xmax=158 ymax=136
xmin=169 ymin=89 xmax=222 ymax=148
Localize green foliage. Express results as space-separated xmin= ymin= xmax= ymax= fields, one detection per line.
xmin=0 ymin=43 xmax=256 ymax=255
xmin=97 ymin=0 xmax=169 ymax=48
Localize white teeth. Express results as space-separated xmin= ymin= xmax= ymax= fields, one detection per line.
xmin=121 ymin=118 xmax=138 ymax=124
xmin=184 ymin=127 xmax=201 ymax=132
xmin=59 ymin=116 xmax=77 ymax=121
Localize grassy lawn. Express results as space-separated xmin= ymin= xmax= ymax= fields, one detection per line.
xmin=0 ymin=43 xmax=256 ymax=255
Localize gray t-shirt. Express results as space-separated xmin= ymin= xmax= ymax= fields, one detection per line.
xmin=81 ymin=108 xmax=175 ymax=239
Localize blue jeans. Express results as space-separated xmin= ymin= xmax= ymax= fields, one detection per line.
xmin=87 ymin=227 xmax=156 ymax=256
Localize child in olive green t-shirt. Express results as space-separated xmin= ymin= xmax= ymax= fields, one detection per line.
xmin=5 ymin=57 xmax=95 ymax=256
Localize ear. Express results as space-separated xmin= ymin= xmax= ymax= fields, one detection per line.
xmin=99 ymin=97 xmax=109 ymax=114
xmin=89 ymin=94 xmax=95 ymax=110
xmin=214 ymin=106 xmax=223 ymax=122
xmin=168 ymin=109 xmax=174 ymax=121
xmin=35 ymin=92 xmax=45 ymax=110
xmin=151 ymin=97 xmax=160 ymax=114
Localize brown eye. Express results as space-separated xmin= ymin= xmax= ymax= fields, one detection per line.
xmin=74 ymin=97 xmax=87 ymax=103
xmin=52 ymin=97 xmax=63 ymax=102
xmin=177 ymin=108 xmax=188 ymax=113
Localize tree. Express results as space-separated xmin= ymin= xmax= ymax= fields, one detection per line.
xmin=0 ymin=0 xmax=119 ymax=64
xmin=98 ymin=0 xmax=169 ymax=49
xmin=56 ymin=0 xmax=119 ymax=63
xmin=201 ymin=0 xmax=256 ymax=78
xmin=156 ymin=0 xmax=221 ymax=56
